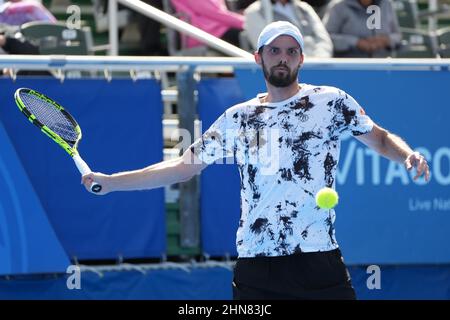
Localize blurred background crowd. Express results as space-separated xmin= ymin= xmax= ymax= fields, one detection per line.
xmin=0 ymin=0 xmax=449 ymax=59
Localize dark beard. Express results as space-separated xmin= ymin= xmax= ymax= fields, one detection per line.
xmin=262 ymin=59 xmax=300 ymax=88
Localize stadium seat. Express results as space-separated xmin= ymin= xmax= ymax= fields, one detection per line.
xmin=396 ymin=27 xmax=439 ymax=58
xmin=20 ymin=21 xmax=96 ymax=55
xmin=437 ymin=26 xmax=450 ymax=58
xmin=393 ymin=0 xmax=420 ymax=29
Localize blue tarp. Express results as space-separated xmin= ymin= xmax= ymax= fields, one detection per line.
xmin=0 ymin=264 xmax=448 ymax=299
xmin=0 ymin=78 xmax=166 ymax=265
xmin=0 ymin=121 xmax=69 ymax=275
xmin=0 ymin=266 xmax=233 ymax=300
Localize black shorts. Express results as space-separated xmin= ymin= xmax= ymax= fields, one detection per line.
xmin=232 ymin=248 xmax=356 ymax=300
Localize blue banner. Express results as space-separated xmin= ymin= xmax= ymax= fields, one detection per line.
xmin=0 ymin=78 xmax=166 ymax=261
xmin=0 ymin=122 xmax=70 ymax=275
xmin=0 ymin=265 xmax=233 ymax=300
xmin=197 ymin=79 xmax=243 ymax=257
xmin=0 ymin=265 xmax=448 ymax=299
xmin=199 ymin=67 xmax=450 ymax=264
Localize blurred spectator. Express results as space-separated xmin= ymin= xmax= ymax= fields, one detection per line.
xmin=244 ymin=0 xmax=333 ymax=57
xmin=227 ymin=0 xmax=257 ymax=11
xmin=0 ymin=32 xmax=38 ymax=54
xmin=91 ymin=0 xmax=131 ymax=41
xmin=0 ymin=30 xmax=52 ymax=76
xmin=236 ymin=0 xmax=257 ymax=10
xmin=170 ymin=0 xmax=244 ymax=48
xmin=323 ymin=0 xmax=401 ymax=57
xmin=301 ymin=0 xmax=331 ymax=18
xmin=137 ymin=0 xmax=168 ymax=55
xmin=0 ymin=0 xmax=56 ymax=26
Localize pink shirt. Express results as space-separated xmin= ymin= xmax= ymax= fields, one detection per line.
xmin=171 ymin=0 xmax=244 ymax=48
xmin=0 ymin=0 xmax=57 ymax=26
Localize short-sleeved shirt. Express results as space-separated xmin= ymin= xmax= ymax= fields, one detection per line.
xmin=190 ymin=84 xmax=374 ymax=257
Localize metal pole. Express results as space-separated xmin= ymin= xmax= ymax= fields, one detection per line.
xmin=0 ymin=56 xmax=449 ymax=71
xmin=108 ymin=0 xmax=119 ymax=56
xmin=177 ymin=68 xmax=200 ymax=248
xmin=428 ymin=0 xmax=438 ymax=33
xmin=116 ymin=0 xmax=253 ymax=58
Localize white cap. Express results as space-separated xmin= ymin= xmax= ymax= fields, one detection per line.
xmin=256 ymin=21 xmax=304 ymax=52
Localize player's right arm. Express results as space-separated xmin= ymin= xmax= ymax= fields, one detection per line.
xmin=81 ymin=148 xmax=208 ymax=195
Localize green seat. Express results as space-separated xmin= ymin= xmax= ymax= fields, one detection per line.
xmin=20 ymin=21 xmax=94 ymax=55
xmin=436 ymin=26 xmax=450 ymax=58
xmin=396 ymin=27 xmax=438 ymax=58
xmin=439 ymin=47 xmax=450 ymax=58
xmin=393 ymin=0 xmax=420 ymax=29
xmin=437 ymin=27 xmax=450 ymax=44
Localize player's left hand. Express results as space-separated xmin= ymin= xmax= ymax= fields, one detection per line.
xmin=405 ymin=152 xmax=430 ymax=181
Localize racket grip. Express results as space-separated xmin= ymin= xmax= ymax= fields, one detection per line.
xmin=73 ymin=154 xmax=102 ymax=193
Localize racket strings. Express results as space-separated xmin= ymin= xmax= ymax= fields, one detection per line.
xmin=21 ymin=92 xmax=79 ymax=144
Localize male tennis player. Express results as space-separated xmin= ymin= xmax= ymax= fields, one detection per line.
xmin=82 ymin=21 xmax=430 ymax=299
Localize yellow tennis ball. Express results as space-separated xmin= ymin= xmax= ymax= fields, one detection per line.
xmin=315 ymin=187 xmax=339 ymax=209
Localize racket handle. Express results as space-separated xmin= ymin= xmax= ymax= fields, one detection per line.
xmin=73 ymin=154 xmax=102 ymax=193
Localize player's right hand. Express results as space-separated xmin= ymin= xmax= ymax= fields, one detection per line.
xmin=81 ymin=172 xmax=110 ymax=195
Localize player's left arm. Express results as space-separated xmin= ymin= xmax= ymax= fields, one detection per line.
xmin=355 ymin=123 xmax=430 ymax=181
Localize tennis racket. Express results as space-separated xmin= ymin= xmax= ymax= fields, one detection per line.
xmin=14 ymin=88 xmax=102 ymax=193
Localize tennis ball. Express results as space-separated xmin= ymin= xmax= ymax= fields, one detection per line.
xmin=315 ymin=187 xmax=339 ymax=209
